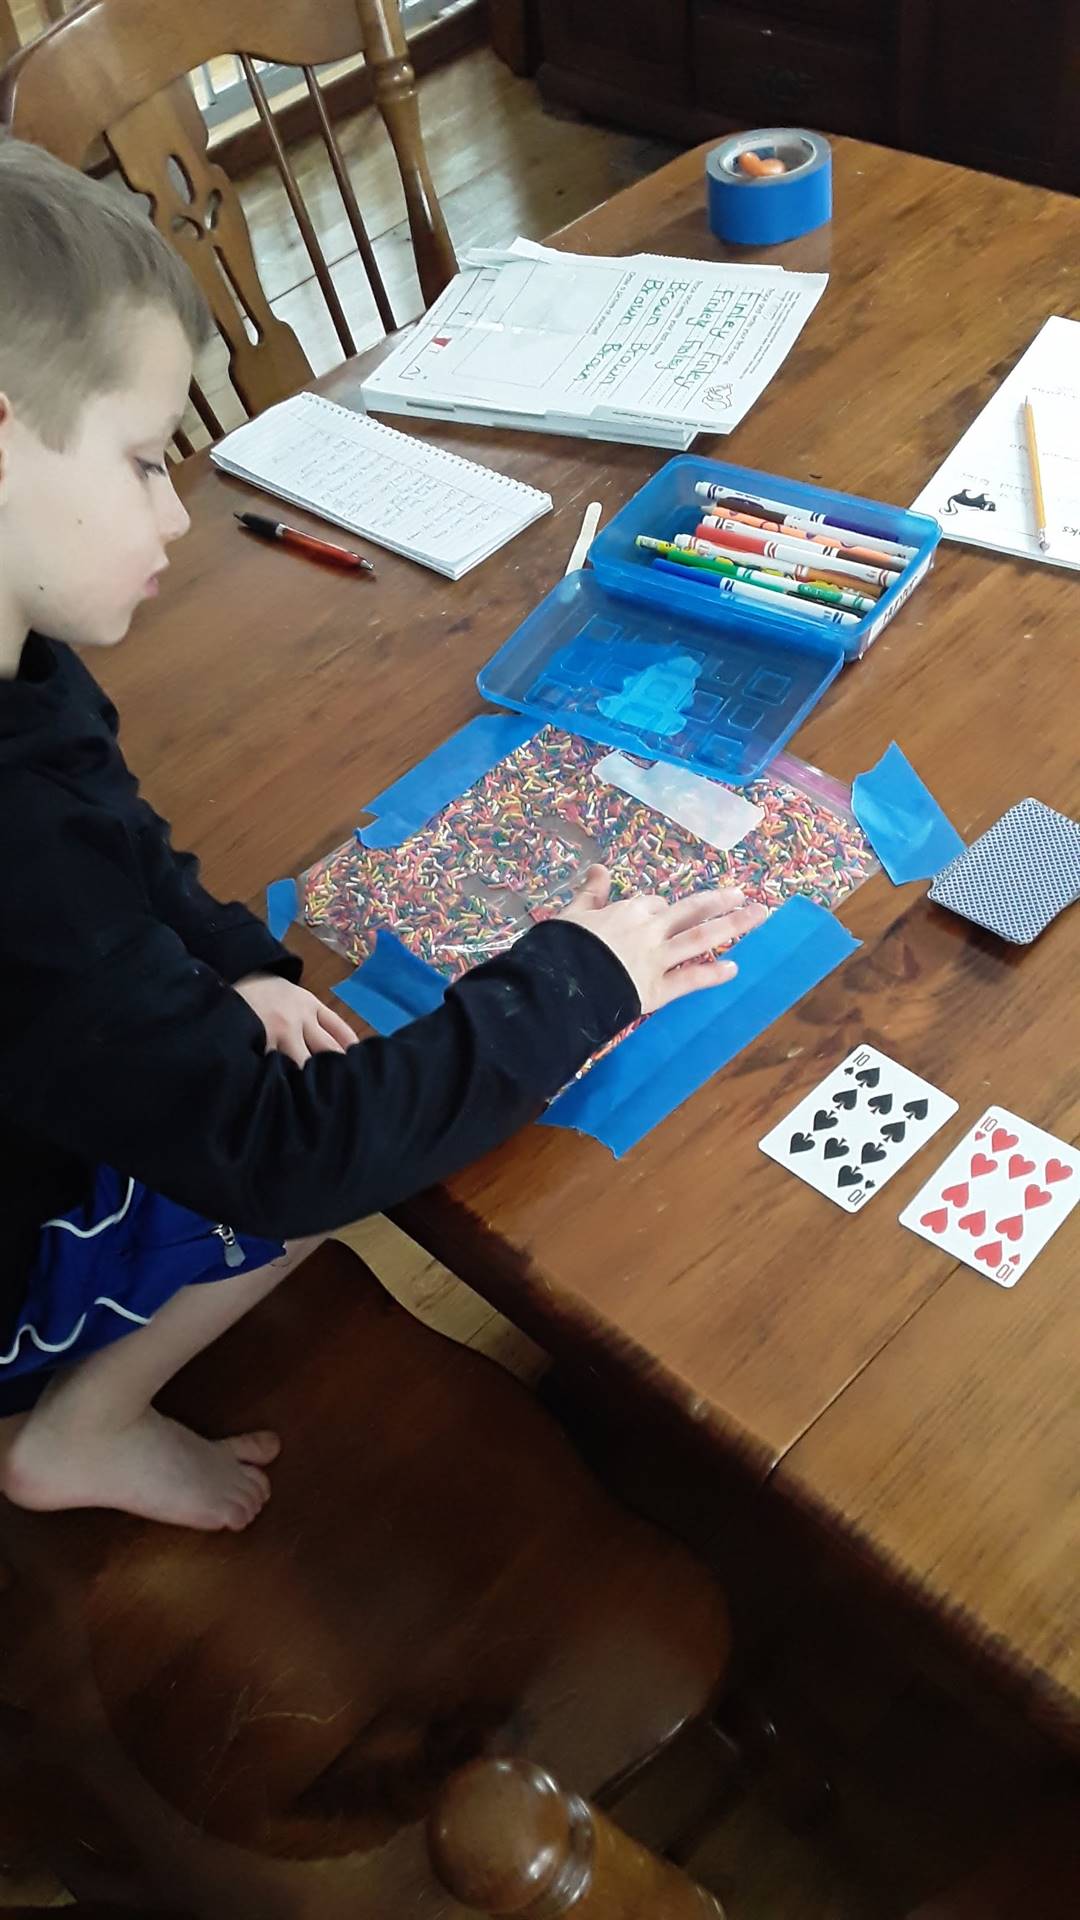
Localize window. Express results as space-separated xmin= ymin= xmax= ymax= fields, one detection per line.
xmin=192 ymin=0 xmax=456 ymax=130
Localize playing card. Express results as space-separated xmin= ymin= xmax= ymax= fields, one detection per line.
xmin=900 ymin=1107 xmax=1079 ymax=1287
xmin=759 ymin=1045 xmax=959 ymax=1212
xmin=928 ymin=799 xmax=1080 ymax=944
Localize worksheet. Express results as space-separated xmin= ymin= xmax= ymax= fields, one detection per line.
xmin=912 ymin=316 xmax=1080 ymax=571
xmin=361 ymin=239 xmax=828 ymax=445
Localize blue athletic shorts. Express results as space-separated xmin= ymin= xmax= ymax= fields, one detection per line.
xmin=0 ymin=1168 xmax=285 ymax=1415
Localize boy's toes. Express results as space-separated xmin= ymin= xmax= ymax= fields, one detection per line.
xmin=225 ymin=1429 xmax=281 ymax=1466
xmin=221 ymin=1465 xmax=271 ymax=1532
xmin=236 ymin=1462 xmax=271 ymax=1510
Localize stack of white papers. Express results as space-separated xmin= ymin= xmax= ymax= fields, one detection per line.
xmin=912 ymin=315 xmax=1080 ymax=572
xmin=360 ymin=238 xmax=828 ymax=449
xmin=211 ymin=391 xmax=552 ymax=579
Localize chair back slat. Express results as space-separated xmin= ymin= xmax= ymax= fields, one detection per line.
xmin=240 ymin=52 xmax=356 ymax=363
xmin=105 ymin=74 xmax=313 ymax=417
xmin=0 ymin=0 xmax=368 ymax=164
xmin=355 ymin=0 xmax=456 ymax=307
xmin=0 ymin=0 xmax=458 ymax=431
xmin=0 ymin=3 xmax=19 ymax=63
xmin=303 ymin=63 xmax=397 ymax=334
xmin=188 ymin=377 xmax=225 ymax=443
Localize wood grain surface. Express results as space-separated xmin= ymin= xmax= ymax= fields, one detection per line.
xmin=773 ymin=1197 xmax=1080 ymax=1745
xmin=93 ymin=138 xmax=1080 ymax=1722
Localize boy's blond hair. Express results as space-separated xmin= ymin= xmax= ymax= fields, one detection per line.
xmin=0 ymin=136 xmax=210 ymax=448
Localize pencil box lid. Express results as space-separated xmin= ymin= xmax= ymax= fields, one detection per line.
xmin=476 ymin=569 xmax=844 ymax=785
xmin=477 ymin=457 xmax=939 ymax=784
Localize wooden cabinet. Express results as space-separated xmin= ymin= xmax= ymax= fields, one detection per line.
xmin=690 ymin=5 xmax=891 ymax=144
xmin=531 ymin=0 xmax=1080 ymax=195
xmin=537 ymin=0 xmax=688 ymax=108
xmin=899 ymin=0 xmax=1080 ymax=192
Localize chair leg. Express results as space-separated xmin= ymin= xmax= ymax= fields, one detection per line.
xmin=355 ymin=0 xmax=457 ymax=306
xmin=429 ymin=1757 xmax=725 ymax=1917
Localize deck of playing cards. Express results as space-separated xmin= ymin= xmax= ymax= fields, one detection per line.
xmin=928 ymin=798 xmax=1080 ymax=944
xmin=759 ymin=1045 xmax=958 ymax=1211
xmin=900 ymin=1108 xmax=1078 ymax=1287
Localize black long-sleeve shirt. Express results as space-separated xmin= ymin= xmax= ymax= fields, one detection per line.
xmin=0 ymin=636 xmax=639 ymax=1335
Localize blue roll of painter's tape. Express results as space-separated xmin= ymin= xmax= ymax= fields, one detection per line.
xmin=706 ymin=129 xmax=832 ymax=245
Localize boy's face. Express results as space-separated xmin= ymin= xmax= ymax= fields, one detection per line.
xmin=0 ymin=305 xmax=193 ymax=653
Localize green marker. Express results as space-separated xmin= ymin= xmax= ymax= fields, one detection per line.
xmin=634 ymin=535 xmax=873 ymax=615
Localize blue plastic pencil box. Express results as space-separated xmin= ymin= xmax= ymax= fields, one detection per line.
xmin=478 ymin=456 xmax=941 ymax=785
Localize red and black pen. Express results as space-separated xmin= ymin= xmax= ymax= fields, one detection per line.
xmin=235 ymin=510 xmax=375 ymax=576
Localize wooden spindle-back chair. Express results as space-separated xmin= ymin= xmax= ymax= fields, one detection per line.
xmin=0 ymin=1241 xmax=731 ymax=1916
xmin=0 ymin=0 xmax=457 ymax=433
xmin=0 ymin=4 xmax=18 ymax=64
xmin=1 ymin=0 xmax=71 ymax=65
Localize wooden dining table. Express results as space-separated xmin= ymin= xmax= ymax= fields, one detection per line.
xmin=100 ymin=137 xmax=1080 ymax=1746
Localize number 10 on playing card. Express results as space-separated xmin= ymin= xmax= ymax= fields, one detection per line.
xmin=900 ymin=1107 xmax=1078 ymax=1288
xmin=758 ymin=1045 xmax=958 ymax=1213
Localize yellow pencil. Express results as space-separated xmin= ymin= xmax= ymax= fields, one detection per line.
xmin=1023 ymin=395 xmax=1050 ymax=553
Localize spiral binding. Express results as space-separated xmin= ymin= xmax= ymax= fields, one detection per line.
xmin=300 ymin=392 xmax=545 ymax=501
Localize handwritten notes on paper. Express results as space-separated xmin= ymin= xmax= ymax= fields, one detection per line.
xmin=211 ymin=393 xmax=551 ymax=579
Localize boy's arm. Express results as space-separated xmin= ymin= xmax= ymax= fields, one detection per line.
xmin=14 ymin=920 xmax=635 ymax=1236
xmin=71 ymin=647 xmax=294 ymax=985
xmin=5 ymin=807 xmax=638 ymax=1237
xmin=131 ymin=798 xmax=302 ymax=986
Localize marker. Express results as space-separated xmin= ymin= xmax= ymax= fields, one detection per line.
xmin=678 ymin=532 xmax=882 ymax=596
xmin=713 ymin=507 xmax=906 ymax=573
xmin=667 ymin=533 xmax=883 ymax=597
xmin=235 ymin=511 xmax=375 ymax=574
xmin=651 ymin=558 xmax=858 ymax=626
xmin=692 ymin=522 xmax=894 ymax=592
xmin=701 ymin=511 xmax=902 ymax=573
xmin=693 ymin=481 xmax=918 ymax=560
xmin=634 ymin=536 xmax=874 ymax=613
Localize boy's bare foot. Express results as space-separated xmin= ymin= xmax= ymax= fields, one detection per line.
xmin=2 ymin=1408 xmax=280 ymax=1531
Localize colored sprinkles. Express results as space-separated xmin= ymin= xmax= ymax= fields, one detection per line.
xmin=300 ymin=728 xmax=874 ymax=1003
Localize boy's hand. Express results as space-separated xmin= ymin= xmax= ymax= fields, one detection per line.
xmin=557 ymin=866 xmax=767 ymax=1016
xmin=233 ymin=974 xmax=358 ymax=1067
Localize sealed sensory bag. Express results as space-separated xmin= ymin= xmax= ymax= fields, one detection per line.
xmin=299 ymin=725 xmax=875 ymax=981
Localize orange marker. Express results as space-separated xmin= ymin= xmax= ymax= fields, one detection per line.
xmin=693 ymin=521 xmax=894 ymax=592
xmin=702 ymin=510 xmax=902 ymax=573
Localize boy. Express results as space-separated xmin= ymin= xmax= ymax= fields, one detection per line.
xmin=0 ymin=139 xmax=762 ymax=1534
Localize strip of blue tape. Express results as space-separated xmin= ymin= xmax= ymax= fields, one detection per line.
xmin=267 ymin=718 xmax=539 ymax=937
xmin=358 ymin=714 xmax=540 ymax=847
xmin=266 ymin=876 xmax=299 ymax=941
xmin=334 ymin=931 xmax=446 ymax=1033
xmin=851 ymin=742 xmax=964 ymax=885
xmin=334 ymin=896 xmax=857 ymax=1157
xmin=542 ymin=894 xmax=858 ymax=1155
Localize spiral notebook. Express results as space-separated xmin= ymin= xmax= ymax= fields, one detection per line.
xmin=211 ymin=391 xmax=552 ymax=579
